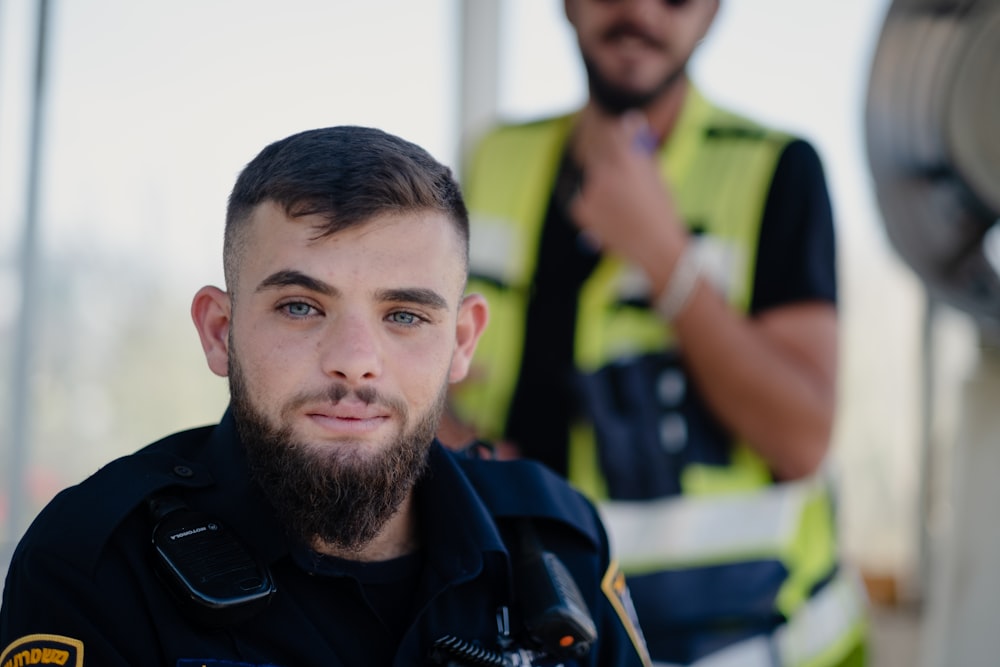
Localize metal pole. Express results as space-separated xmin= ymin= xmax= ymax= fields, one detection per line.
xmin=457 ymin=0 xmax=501 ymax=173
xmin=7 ymin=0 xmax=52 ymax=548
xmin=915 ymin=287 xmax=936 ymax=602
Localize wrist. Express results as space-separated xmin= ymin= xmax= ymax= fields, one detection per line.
xmin=654 ymin=245 xmax=701 ymax=322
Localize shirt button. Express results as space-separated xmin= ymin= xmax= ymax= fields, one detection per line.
xmin=659 ymin=413 xmax=688 ymax=454
xmin=657 ymin=368 xmax=686 ymax=406
xmin=173 ymin=465 xmax=194 ymax=478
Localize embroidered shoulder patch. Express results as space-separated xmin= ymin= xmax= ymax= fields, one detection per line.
xmin=1 ymin=634 xmax=83 ymax=667
xmin=601 ymin=560 xmax=652 ymax=667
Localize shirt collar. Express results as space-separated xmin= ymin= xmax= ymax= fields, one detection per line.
xmin=198 ymin=410 xmax=511 ymax=581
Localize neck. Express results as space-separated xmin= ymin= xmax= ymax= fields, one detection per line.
xmin=309 ymin=494 xmax=420 ymax=562
xmin=644 ymin=73 xmax=690 ymax=145
xmin=587 ymin=72 xmax=691 ymax=147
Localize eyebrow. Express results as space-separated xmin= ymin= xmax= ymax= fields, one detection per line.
xmin=256 ymin=270 xmax=449 ymax=311
xmin=376 ymin=287 xmax=449 ymax=311
xmin=257 ymin=270 xmax=337 ymax=296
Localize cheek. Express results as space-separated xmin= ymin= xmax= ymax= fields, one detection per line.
xmin=390 ymin=338 xmax=453 ymax=400
xmin=234 ymin=333 xmax=302 ymax=407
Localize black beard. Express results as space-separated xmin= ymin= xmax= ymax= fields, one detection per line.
xmin=228 ymin=352 xmax=443 ymax=554
xmin=583 ymin=53 xmax=684 ymax=115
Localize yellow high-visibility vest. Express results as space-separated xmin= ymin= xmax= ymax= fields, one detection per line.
xmin=454 ymin=88 xmax=866 ymax=666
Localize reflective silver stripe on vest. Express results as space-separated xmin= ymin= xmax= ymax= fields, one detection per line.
xmin=652 ymin=569 xmax=868 ymax=667
xmin=598 ymin=476 xmax=827 ymax=569
xmin=774 ymin=568 xmax=868 ymax=666
xmin=652 ymin=635 xmax=772 ymax=667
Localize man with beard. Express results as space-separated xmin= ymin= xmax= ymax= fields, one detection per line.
xmin=0 ymin=126 xmax=653 ymax=667
xmin=442 ymin=1 xmax=869 ymax=665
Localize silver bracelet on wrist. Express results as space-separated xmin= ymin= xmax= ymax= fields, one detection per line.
xmin=654 ymin=245 xmax=701 ymax=321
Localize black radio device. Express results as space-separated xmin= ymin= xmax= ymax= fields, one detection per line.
xmin=430 ymin=518 xmax=598 ymax=666
xmin=513 ymin=519 xmax=597 ymax=659
xmin=148 ymin=495 xmax=276 ymax=628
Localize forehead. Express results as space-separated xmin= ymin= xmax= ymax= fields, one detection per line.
xmin=238 ymin=202 xmax=467 ymax=297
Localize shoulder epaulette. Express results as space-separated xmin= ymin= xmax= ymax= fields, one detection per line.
xmin=14 ymin=426 xmax=216 ymax=575
xmin=705 ymin=126 xmax=768 ymax=140
xmin=456 ymin=456 xmax=603 ymax=550
xmin=700 ymin=105 xmax=791 ymax=146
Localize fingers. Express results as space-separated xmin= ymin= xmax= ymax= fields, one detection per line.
xmin=622 ymin=110 xmax=657 ymax=155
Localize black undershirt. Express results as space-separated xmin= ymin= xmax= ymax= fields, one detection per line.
xmin=504 ymin=139 xmax=836 ymax=475
xmin=291 ymin=545 xmax=425 ymax=656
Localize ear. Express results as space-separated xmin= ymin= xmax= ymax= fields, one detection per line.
xmin=449 ymin=293 xmax=489 ymax=384
xmin=191 ymin=285 xmax=231 ymax=378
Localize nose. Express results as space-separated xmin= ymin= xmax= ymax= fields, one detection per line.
xmin=620 ymin=0 xmax=662 ymax=21
xmin=318 ymin=314 xmax=382 ymax=384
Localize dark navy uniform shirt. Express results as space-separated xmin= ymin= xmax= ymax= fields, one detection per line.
xmin=0 ymin=410 xmax=650 ymax=667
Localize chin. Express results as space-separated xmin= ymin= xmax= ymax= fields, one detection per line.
xmin=301 ymin=434 xmax=395 ymax=463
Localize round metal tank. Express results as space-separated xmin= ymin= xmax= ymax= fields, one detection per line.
xmin=866 ymin=0 xmax=1000 ymax=340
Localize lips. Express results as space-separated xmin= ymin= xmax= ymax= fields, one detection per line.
xmin=305 ymin=410 xmax=390 ymax=437
xmin=306 ymin=400 xmax=389 ymax=422
xmin=297 ymin=394 xmax=393 ymax=435
xmin=603 ymin=25 xmax=662 ymax=51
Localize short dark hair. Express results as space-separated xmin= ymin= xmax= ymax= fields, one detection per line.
xmin=224 ymin=126 xmax=468 ymax=288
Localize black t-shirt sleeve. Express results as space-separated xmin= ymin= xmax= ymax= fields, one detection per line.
xmin=749 ymin=139 xmax=838 ymax=314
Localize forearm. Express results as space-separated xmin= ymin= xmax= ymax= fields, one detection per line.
xmin=671 ymin=281 xmax=838 ymax=480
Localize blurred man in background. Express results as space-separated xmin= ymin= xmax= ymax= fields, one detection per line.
xmin=443 ymin=0 xmax=869 ymax=664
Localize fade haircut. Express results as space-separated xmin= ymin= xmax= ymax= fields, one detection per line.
xmin=223 ymin=125 xmax=469 ymax=289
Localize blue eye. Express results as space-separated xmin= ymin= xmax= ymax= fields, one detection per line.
xmin=389 ymin=311 xmax=420 ymax=325
xmin=284 ymin=302 xmax=314 ymax=317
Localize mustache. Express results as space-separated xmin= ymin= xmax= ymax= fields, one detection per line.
xmin=286 ymin=383 xmax=405 ymax=415
xmin=602 ymin=21 xmax=664 ymax=49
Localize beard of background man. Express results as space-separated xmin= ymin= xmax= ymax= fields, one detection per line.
xmin=581 ymin=18 xmax=685 ymax=115
xmin=228 ymin=343 xmax=445 ymax=554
